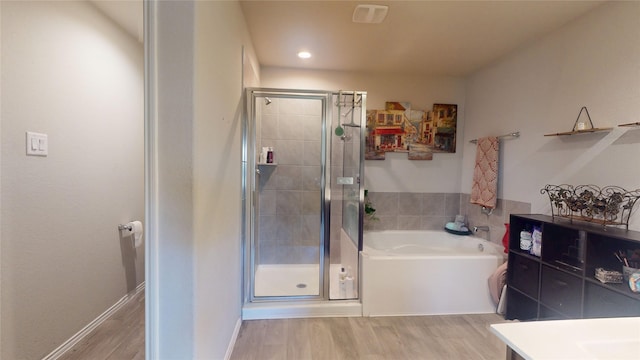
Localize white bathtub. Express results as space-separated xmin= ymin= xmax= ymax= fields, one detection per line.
xmin=360 ymin=230 xmax=505 ymax=317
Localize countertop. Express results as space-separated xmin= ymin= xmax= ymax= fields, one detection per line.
xmin=490 ymin=317 xmax=640 ymax=360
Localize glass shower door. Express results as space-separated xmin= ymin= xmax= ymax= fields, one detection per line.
xmin=247 ymin=89 xmax=330 ymax=299
xmin=329 ymin=91 xmax=365 ymax=300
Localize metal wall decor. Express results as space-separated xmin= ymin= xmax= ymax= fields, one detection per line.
xmin=541 ymin=184 xmax=640 ymax=229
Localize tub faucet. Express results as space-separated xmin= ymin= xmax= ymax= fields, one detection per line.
xmin=473 ymin=226 xmax=490 ymax=233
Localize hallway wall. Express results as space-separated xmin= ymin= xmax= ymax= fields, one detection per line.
xmin=0 ymin=2 xmax=144 ymax=358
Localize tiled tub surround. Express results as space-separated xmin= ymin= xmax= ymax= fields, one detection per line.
xmin=460 ymin=193 xmax=531 ymax=244
xmin=364 ymin=192 xmax=461 ymax=231
xmin=364 ymin=191 xmax=531 ymax=246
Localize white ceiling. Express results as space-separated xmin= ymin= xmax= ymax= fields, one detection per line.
xmin=240 ymin=0 xmax=605 ymax=76
xmin=91 ymin=0 xmax=605 ymax=76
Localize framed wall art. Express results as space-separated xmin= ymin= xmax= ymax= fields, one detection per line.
xmin=365 ymin=102 xmax=457 ymax=160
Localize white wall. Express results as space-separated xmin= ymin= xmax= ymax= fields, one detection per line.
xmin=150 ymin=0 xmax=259 ymax=358
xmin=261 ymin=68 xmax=467 ymax=193
xmin=463 ymin=1 xmax=640 ymax=230
xmin=193 ymin=0 xmax=258 ymax=358
xmin=151 ymin=0 xmax=195 ymax=358
xmin=0 ymin=1 xmax=144 ymax=359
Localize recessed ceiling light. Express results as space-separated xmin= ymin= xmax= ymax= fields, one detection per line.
xmin=297 ymin=51 xmax=312 ymax=59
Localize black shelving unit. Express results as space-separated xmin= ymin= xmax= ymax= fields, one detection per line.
xmin=506 ymin=214 xmax=640 ymax=321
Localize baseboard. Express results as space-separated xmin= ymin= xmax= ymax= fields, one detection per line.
xmin=224 ymin=318 xmax=242 ymax=360
xmin=242 ymin=300 xmax=362 ymax=320
xmin=42 ymin=282 xmax=145 ymax=360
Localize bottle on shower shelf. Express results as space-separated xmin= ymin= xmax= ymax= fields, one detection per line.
xmin=266 ymin=147 xmax=274 ymax=163
xmin=345 ymin=266 xmax=355 ymax=298
xmin=339 ymin=267 xmax=347 ymax=298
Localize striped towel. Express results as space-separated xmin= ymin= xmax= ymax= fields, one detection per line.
xmin=470 ymin=137 xmax=499 ymax=209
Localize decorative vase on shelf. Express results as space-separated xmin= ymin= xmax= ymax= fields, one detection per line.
xmin=502 ymin=223 xmax=510 ymax=254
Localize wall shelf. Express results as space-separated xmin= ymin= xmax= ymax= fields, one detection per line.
xmin=544 ymin=106 xmax=612 ymax=137
xmin=544 ymin=128 xmax=612 ymax=137
xmin=619 ymin=122 xmax=640 ymax=127
xmin=257 ymin=163 xmax=277 ymax=166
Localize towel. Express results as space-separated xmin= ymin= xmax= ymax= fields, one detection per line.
xmin=488 ymin=261 xmax=508 ymax=305
xmin=470 ymin=136 xmax=499 ymax=209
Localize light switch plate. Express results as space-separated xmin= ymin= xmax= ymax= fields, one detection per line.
xmin=26 ymin=132 xmax=48 ymax=156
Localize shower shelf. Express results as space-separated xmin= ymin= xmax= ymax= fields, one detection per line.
xmin=257 ymin=163 xmax=277 ymax=166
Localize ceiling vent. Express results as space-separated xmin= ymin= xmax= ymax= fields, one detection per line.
xmin=352 ymin=4 xmax=389 ymax=24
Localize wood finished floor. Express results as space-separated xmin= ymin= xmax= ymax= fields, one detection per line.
xmin=231 ymin=313 xmax=509 ymax=360
xmin=57 ymin=291 xmax=508 ymax=360
xmin=59 ymin=290 xmax=145 ymax=360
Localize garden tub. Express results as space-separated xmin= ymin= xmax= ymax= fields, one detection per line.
xmin=361 ymin=230 xmax=504 ymax=316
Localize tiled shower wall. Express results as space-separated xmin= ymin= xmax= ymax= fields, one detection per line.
xmin=257 ymin=98 xmax=323 ymax=264
xmin=364 ymin=191 xmax=531 ymax=246
xmin=255 ymin=95 xmax=356 ymax=266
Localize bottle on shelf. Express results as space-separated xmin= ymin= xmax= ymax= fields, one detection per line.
xmin=520 ymin=226 xmax=532 ymax=251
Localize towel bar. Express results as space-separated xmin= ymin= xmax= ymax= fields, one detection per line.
xmin=470 ymin=131 xmax=520 ymax=144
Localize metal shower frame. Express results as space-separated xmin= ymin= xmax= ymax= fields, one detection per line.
xmin=242 ymin=88 xmax=366 ymax=304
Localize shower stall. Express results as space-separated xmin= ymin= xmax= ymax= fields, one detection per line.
xmin=242 ymin=88 xmax=365 ymax=315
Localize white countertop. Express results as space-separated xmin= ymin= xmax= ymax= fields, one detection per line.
xmin=490 ymin=317 xmax=640 ymax=360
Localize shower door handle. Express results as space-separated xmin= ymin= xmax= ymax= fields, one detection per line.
xmin=337 ymin=177 xmax=354 ymax=185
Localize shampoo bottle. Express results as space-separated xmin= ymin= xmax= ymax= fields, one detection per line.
xmin=267 ymin=147 xmax=274 ymax=163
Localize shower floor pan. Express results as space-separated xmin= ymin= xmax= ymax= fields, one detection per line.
xmin=245 ymin=263 xmax=362 ymax=320
xmin=254 ymin=264 xmax=320 ymax=297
